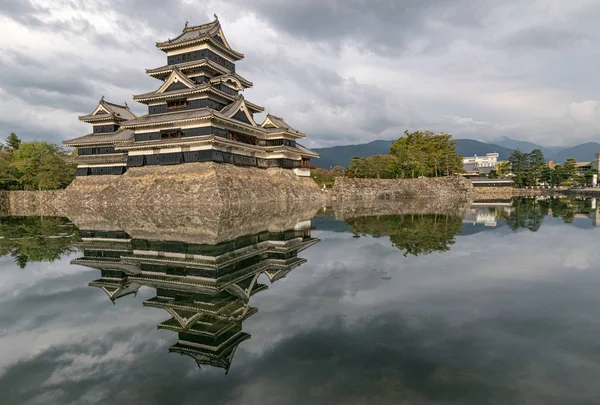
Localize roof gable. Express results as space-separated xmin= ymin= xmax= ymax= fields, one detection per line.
xmin=261 ymin=114 xmax=292 ymax=130
xmin=157 ymin=69 xmax=196 ymax=94
xmin=220 ymin=96 xmax=258 ymax=127
xmin=261 ymin=116 xmax=279 ymax=129
xmin=92 ymin=103 xmax=111 ymax=116
xmin=210 ymin=74 xmax=246 ymax=91
xmin=155 ymin=16 xmax=244 ymax=60
xmin=80 ymin=98 xmax=136 ymax=123
xmin=213 ymin=22 xmax=235 ymax=52
xmin=261 ymin=114 xmax=306 ymax=137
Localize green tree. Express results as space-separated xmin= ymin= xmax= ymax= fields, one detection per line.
xmin=311 ymin=168 xmax=338 ymax=188
xmin=347 ymin=155 xmax=399 ymax=178
xmin=0 ymin=150 xmax=12 ymax=189
xmin=508 ymin=150 xmax=529 ymax=186
xmin=389 ymin=130 xmax=463 ymax=178
xmin=584 ymin=169 xmax=598 ymax=185
xmin=562 ymin=158 xmax=577 ymax=182
xmin=6 ymin=132 xmax=21 ymax=151
xmin=11 ymin=142 xmax=76 ymax=190
xmin=508 ymin=149 xmax=547 ymax=187
xmin=540 ymin=166 xmax=559 ymax=187
xmin=527 ymin=149 xmax=546 ymax=185
xmin=497 ymin=161 xmax=511 ymax=175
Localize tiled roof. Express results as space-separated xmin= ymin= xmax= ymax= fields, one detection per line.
xmin=133 ymin=83 xmax=210 ymax=101
xmin=156 ymin=20 xmax=220 ymax=47
xmin=78 ymin=112 xmax=114 ymax=122
xmin=79 ymin=99 xmax=136 ymax=122
xmin=64 ymin=129 xmax=135 ymax=146
xmin=67 ymin=154 xmax=128 ymax=165
xmin=210 ymin=73 xmax=253 ymax=89
xmin=296 ymin=143 xmax=319 ymax=158
xmin=155 ymin=17 xmax=243 ymax=59
xmin=147 ymin=59 xmax=229 ymax=75
xmin=219 ymin=95 xmax=244 ymax=117
xmin=263 ymin=114 xmax=305 ymax=136
xmin=121 ymin=108 xmax=213 ymax=128
xmin=133 ymin=83 xmax=239 ymax=104
xmin=102 ymin=100 xmax=136 ymax=120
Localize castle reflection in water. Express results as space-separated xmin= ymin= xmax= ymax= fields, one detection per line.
xmin=70 ymin=218 xmax=319 ymax=372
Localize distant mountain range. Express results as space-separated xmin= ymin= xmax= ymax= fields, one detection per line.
xmin=312 ymin=137 xmax=600 ymax=169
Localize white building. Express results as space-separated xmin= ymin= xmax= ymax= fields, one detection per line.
xmin=463 ymin=153 xmax=499 ymax=174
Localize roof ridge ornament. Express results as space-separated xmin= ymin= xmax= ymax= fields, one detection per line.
xmin=214 ymin=14 xmax=219 ymax=21
xmin=184 ymin=21 xmax=188 ymax=31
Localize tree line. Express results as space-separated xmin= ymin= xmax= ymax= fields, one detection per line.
xmin=509 ymin=149 xmax=597 ymax=187
xmin=0 ymin=133 xmax=76 ymax=190
xmin=311 ymin=130 xmax=464 ymax=185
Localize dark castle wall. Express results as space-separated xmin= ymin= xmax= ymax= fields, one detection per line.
xmin=93 ymin=125 xmax=119 ymax=133
xmin=167 ymin=49 xmax=235 ymax=72
xmin=148 ymin=98 xmax=226 ymax=115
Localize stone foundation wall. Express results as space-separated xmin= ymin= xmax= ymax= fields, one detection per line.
xmin=332 ymin=176 xmax=476 ymax=202
xmin=474 ymin=187 xmax=512 ymax=200
xmin=7 ymin=163 xmax=327 ymax=217
xmin=6 ymin=167 xmax=482 ymax=218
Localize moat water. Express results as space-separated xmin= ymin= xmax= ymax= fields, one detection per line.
xmin=1 ymin=197 xmax=600 ymax=405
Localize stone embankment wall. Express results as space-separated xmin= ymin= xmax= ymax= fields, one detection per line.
xmin=331 ymin=176 xmax=476 ymax=202
xmin=475 ymin=187 xmax=553 ymax=200
xmin=7 ymin=163 xmax=326 ymax=217
xmin=5 ymin=167 xmax=482 ymax=218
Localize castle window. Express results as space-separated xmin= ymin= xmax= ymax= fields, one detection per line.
xmin=167 ymin=99 xmax=187 ymax=110
xmin=161 ymin=129 xmax=181 ymax=140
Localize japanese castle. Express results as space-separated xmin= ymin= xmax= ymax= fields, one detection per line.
xmin=64 ymin=16 xmax=318 ymax=177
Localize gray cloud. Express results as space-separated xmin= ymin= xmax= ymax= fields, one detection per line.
xmin=502 ymin=25 xmax=588 ymax=50
xmin=2 ymin=0 xmax=600 ymax=147
xmin=232 ymin=0 xmax=489 ymax=55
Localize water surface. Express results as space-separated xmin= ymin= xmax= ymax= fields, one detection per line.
xmin=1 ymin=198 xmax=600 ymax=405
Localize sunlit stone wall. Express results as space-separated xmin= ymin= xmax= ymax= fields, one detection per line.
xmin=6 ymin=162 xmax=326 ymax=216
xmin=332 ymin=176 xmax=476 ymax=202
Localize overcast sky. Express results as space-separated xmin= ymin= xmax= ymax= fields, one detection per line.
xmin=2 ymin=0 xmax=600 ymax=148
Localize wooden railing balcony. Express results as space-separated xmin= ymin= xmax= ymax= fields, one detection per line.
xmin=301 ymin=163 xmax=317 ymax=169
